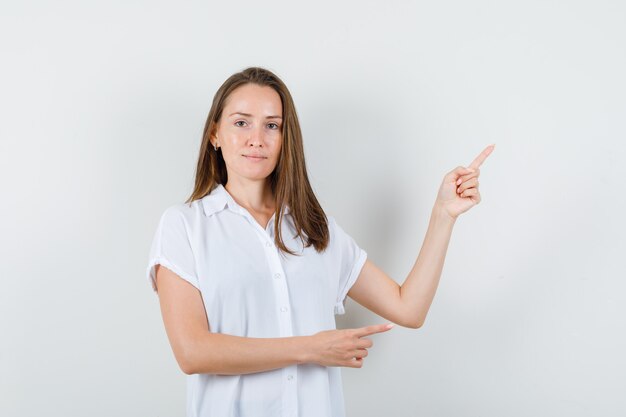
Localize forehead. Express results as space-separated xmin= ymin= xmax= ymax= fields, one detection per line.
xmin=223 ymin=84 xmax=282 ymax=115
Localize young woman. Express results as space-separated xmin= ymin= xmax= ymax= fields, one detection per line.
xmin=146 ymin=66 xmax=494 ymax=417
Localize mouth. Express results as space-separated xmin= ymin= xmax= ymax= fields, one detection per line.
xmin=243 ymin=154 xmax=267 ymax=161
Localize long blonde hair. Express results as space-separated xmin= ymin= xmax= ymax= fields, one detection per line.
xmin=185 ymin=67 xmax=329 ymax=256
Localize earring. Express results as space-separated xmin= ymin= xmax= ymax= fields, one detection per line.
xmin=213 ymin=143 xmax=218 ymax=151
xmin=214 ymin=135 xmax=219 ymax=151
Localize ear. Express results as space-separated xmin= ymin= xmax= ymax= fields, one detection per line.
xmin=209 ymin=122 xmax=219 ymax=142
xmin=209 ymin=130 xmax=217 ymax=147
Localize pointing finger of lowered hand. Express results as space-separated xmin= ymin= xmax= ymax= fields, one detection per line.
xmin=354 ymin=323 xmax=395 ymax=338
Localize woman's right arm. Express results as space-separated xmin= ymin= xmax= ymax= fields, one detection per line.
xmin=155 ymin=265 xmax=393 ymax=375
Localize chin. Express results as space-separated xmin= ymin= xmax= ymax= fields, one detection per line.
xmin=237 ymin=169 xmax=276 ymax=181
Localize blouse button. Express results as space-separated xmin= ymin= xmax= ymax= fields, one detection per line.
xmin=274 ymin=273 xmax=281 ymax=279
xmin=280 ymin=307 xmax=288 ymax=312
xmin=287 ymin=375 xmax=293 ymax=380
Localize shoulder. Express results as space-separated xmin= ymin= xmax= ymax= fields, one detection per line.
xmin=325 ymin=214 xmax=361 ymax=247
xmin=326 ymin=214 xmax=342 ymax=234
xmin=325 ymin=214 xmax=345 ymax=244
xmin=158 ymin=200 xmax=205 ymax=230
xmin=326 ymin=214 xmax=338 ymax=227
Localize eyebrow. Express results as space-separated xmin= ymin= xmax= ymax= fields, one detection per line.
xmin=228 ymin=112 xmax=282 ymax=119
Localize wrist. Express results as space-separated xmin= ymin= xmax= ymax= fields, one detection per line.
xmin=432 ymin=203 xmax=457 ymax=225
xmin=296 ymin=335 xmax=315 ymax=365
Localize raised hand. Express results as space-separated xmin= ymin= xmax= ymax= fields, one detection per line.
xmin=308 ymin=323 xmax=395 ymax=368
xmin=435 ymin=144 xmax=495 ymax=220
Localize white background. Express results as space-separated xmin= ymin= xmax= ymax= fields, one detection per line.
xmin=1 ymin=1 xmax=624 ymax=416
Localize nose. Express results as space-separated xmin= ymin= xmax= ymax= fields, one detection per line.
xmin=247 ymin=126 xmax=264 ymax=147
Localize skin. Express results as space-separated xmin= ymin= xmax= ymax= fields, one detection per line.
xmin=347 ymin=145 xmax=495 ymax=329
xmin=210 ymin=83 xmax=283 ymax=229
xmin=155 ymin=83 xmax=495 ymax=374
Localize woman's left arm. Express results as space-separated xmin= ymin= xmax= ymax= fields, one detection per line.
xmin=347 ymin=145 xmax=495 ymax=328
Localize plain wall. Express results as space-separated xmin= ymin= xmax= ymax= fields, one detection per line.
xmin=1 ymin=1 xmax=624 ymax=416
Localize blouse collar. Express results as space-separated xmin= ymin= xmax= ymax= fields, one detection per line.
xmin=201 ymin=183 xmax=290 ymax=217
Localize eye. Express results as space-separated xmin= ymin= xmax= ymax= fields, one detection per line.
xmin=235 ymin=120 xmax=247 ymax=127
xmin=268 ymin=122 xmax=280 ymax=129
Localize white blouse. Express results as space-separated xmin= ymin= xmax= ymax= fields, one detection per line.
xmin=146 ymin=183 xmax=367 ymax=417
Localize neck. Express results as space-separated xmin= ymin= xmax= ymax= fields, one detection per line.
xmin=224 ymin=178 xmax=275 ymax=213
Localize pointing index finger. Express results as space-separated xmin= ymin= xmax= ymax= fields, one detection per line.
xmin=354 ymin=323 xmax=395 ymax=338
xmin=468 ymin=144 xmax=495 ymax=170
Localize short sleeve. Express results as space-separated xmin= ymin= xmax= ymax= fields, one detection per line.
xmin=329 ymin=216 xmax=368 ymax=315
xmin=145 ymin=206 xmax=200 ymax=293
